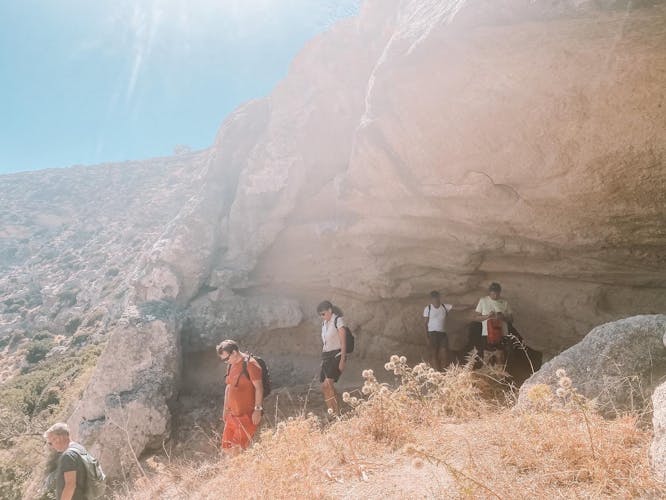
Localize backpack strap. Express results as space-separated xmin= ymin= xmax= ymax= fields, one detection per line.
xmin=235 ymin=355 xmax=251 ymax=387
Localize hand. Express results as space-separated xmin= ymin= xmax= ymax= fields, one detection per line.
xmin=252 ymin=409 xmax=262 ymax=425
xmin=338 ymin=358 xmax=346 ymax=372
xmin=222 ymin=408 xmax=229 ymax=422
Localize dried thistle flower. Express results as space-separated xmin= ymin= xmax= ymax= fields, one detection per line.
xmin=403 ymin=443 xmax=417 ymax=455
xmin=558 ymin=376 xmax=573 ymax=389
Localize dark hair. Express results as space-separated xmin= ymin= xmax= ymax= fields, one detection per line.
xmin=316 ymin=300 xmax=343 ymax=317
xmin=430 ymin=290 xmax=440 ymax=298
xmin=488 ymin=282 xmax=502 ymax=292
xmin=216 ymin=339 xmax=239 ymax=355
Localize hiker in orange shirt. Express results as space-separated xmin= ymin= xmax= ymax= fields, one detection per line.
xmin=217 ymin=340 xmax=264 ymax=456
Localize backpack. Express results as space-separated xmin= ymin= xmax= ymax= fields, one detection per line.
xmin=334 ymin=316 xmax=355 ymax=354
xmin=66 ymin=445 xmax=106 ymax=499
xmin=487 ymin=318 xmax=504 ymax=345
xmin=230 ymin=354 xmax=272 ymax=397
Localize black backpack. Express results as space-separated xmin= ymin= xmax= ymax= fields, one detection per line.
xmin=334 ymin=316 xmax=355 ymax=354
xmin=66 ymin=445 xmax=106 ymax=499
xmin=229 ymin=354 xmax=272 ymax=397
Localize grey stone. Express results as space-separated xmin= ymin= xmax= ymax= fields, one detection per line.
xmin=518 ymin=315 xmax=666 ymax=415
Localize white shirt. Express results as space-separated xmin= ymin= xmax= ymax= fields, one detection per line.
xmin=475 ymin=296 xmax=512 ymax=337
xmin=322 ymin=314 xmax=344 ymax=352
xmin=423 ymin=303 xmax=453 ymax=332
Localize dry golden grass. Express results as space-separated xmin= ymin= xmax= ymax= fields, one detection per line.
xmin=118 ymin=359 xmax=665 ymax=499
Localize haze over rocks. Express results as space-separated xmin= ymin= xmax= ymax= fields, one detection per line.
xmin=1 ymin=0 xmax=665 ymax=480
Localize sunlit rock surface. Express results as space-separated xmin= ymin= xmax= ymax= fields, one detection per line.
xmin=517 ymin=315 xmax=666 ymax=415
xmin=2 ymin=0 xmax=666 ymax=479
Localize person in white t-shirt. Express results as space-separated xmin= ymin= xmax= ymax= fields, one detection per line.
xmin=474 ymin=282 xmax=513 ymax=365
xmin=423 ymin=291 xmax=469 ymax=371
xmin=316 ymin=300 xmax=348 ymax=415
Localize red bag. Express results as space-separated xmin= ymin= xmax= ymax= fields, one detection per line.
xmin=487 ymin=318 xmax=504 ymax=345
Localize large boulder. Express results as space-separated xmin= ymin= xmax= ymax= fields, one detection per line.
xmin=518 ymin=315 xmax=666 ymax=415
xmin=68 ymin=304 xmax=181 ymax=478
xmin=651 ymin=380 xmax=666 ymax=482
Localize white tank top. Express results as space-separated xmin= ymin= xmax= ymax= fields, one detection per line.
xmin=322 ymin=314 xmax=344 ymax=352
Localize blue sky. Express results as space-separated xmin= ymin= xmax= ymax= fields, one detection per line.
xmin=0 ymin=0 xmax=359 ymax=173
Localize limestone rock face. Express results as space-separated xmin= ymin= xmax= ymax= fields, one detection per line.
xmin=518 ymin=315 xmax=666 ymax=415
xmin=189 ymin=0 xmax=666 ymax=360
xmin=69 ymin=310 xmax=180 ymax=478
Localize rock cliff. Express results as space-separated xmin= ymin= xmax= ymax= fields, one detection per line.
xmin=2 ymin=0 xmax=665 ymax=480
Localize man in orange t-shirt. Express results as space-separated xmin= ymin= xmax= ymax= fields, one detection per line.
xmin=217 ymin=340 xmax=264 ymax=455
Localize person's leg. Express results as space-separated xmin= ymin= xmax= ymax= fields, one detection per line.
xmin=321 ymin=378 xmax=339 ymax=414
xmin=222 ymin=414 xmax=258 ymax=456
xmin=467 ymin=323 xmax=483 ymax=368
xmin=320 ymin=356 xmax=341 ymax=414
xmin=440 ymin=333 xmax=451 ymax=369
xmin=221 ymin=416 xmax=242 ymax=457
xmin=428 ymin=332 xmax=442 ymax=371
xmin=495 ymin=347 xmax=506 ymax=367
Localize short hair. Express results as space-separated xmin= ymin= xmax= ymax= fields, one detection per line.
xmin=316 ymin=300 xmax=333 ymax=313
xmin=429 ymin=291 xmax=440 ymax=299
xmin=216 ymin=340 xmax=239 ymax=355
xmin=44 ymin=422 xmax=69 ymax=439
xmin=488 ymin=282 xmax=502 ymax=292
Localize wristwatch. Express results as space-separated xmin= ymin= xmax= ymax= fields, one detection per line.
xmin=254 ymin=406 xmax=263 ymax=411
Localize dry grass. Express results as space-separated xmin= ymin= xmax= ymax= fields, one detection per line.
xmin=118 ymin=358 xmax=665 ymax=499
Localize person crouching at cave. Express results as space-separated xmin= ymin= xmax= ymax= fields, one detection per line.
xmin=217 ymin=340 xmax=264 ymax=456
xmin=474 ymin=282 xmax=513 ymax=366
xmin=317 ymin=300 xmax=348 ymax=416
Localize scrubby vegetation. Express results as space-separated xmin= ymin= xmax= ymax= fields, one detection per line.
xmin=119 ymin=357 xmax=665 ymax=499
xmin=0 ymin=344 xmax=102 ymax=499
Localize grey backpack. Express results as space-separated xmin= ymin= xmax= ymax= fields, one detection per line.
xmin=67 ymin=446 xmax=106 ymax=499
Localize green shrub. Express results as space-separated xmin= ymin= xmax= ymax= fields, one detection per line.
xmin=56 ymin=291 xmax=77 ymax=307
xmin=64 ymin=317 xmax=81 ymax=335
xmin=31 ymin=332 xmax=52 ymax=341
xmin=25 ymin=340 xmax=53 ymax=364
xmin=71 ymin=333 xmax=90 ymax=347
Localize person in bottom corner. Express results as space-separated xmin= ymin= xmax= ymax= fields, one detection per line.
xmin=43 ymin=423 xmax=87 ymax=500
xmin=474 ymin=282 xmax=513 ymax=366
xmin=316 ymin=300 xmax=348 ymax=416
xmin=217 ymin=339 xmax=264 ymax=456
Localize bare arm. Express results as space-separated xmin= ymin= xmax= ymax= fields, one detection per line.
xmin=223 ymin=384 xmax=230 ymax=421
xmin=251 ymin=378 xmax=264 ymax=425
xmin=338 ymin=326 xmax=347 ymax=371
xmin=450 ymin=304 xmax=475 ymax=311
xmin=475 ymin=310 xmax=495 ymax=322
xmin=424 ymin=316 xmax=430 ymax=334
xmin=60 ymin=470 xmax=76 ymax=500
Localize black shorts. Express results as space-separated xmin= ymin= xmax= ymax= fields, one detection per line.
xmin=427 ymin=331 xmax=449 ymax=350
xmin=320 ymin=349 xmax=342 ymax=383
